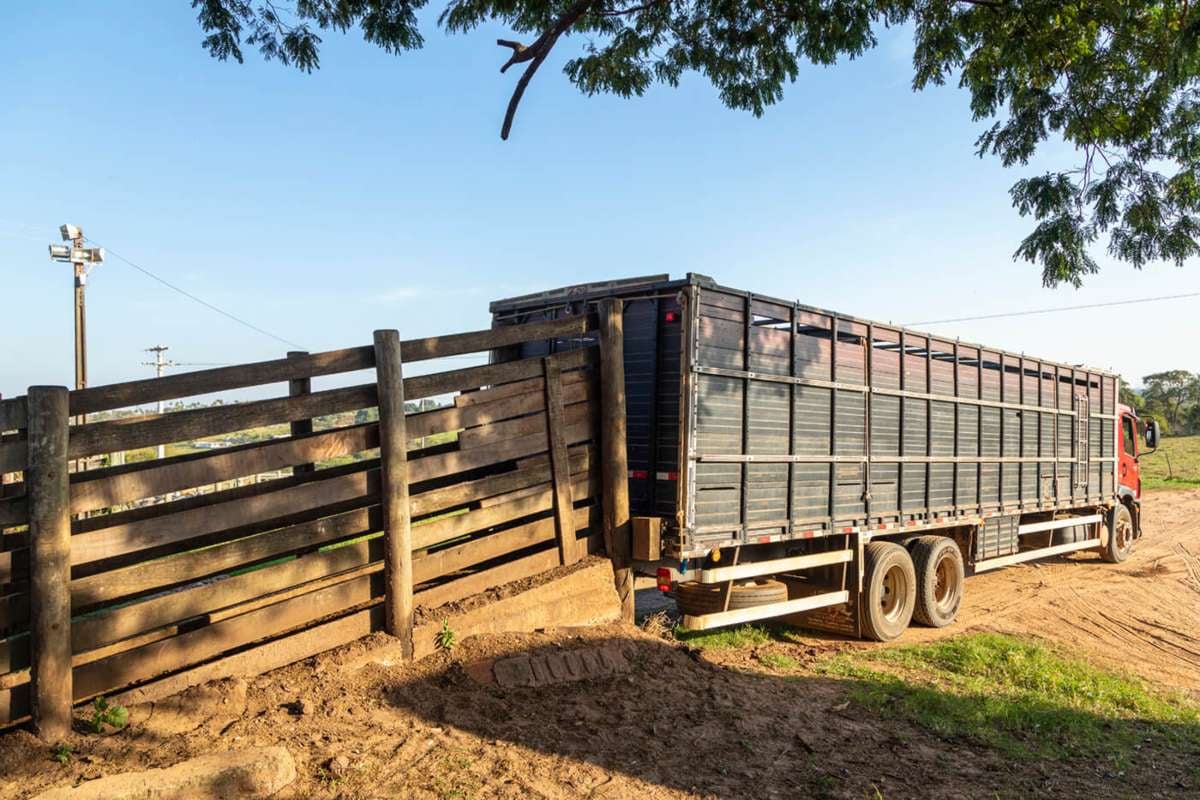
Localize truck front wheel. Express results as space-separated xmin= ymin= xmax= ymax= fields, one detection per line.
xmin=861 ymin=542 xmax=916 ymax=642
xmin=1101 ymin=504 xmax=1134 ymax=564
xmin=910 ymin=536 xmax=964 ymax=628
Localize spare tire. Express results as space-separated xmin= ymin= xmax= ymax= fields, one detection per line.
xmin=674 ymin=578 xmax=789 ymax=617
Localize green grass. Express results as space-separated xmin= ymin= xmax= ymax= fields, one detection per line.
xmin=674 ymin=624 xmax=777 ymax=650
xmin=1141 ymin=435 xmax=1200 ymax=491
xmin=818 ymin=633 xmax=1200 ymax=760
xmin=674 ymin=623 xmax=807 ymax=650
xmin=757 ymin=652 xmax=800 ymax=670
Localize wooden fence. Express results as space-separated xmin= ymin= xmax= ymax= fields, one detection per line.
xmin=0 ymin=309 xmax=632 ymax=739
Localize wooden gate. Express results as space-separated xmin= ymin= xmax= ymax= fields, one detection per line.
xmin=0 ymin=307 xmax=632 ymax=738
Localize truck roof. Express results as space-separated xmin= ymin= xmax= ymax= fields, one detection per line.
xmin=490 ymin=273 xmax=1118 ymax=379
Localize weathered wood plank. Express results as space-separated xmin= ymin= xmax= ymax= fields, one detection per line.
xmin=410 ymin=447 xmax=589 ymax=519
xmin=70 ymin=347 xmax=375 ymax=417
xmin=105 ymin=604 xmax=384 ymax=712
xmin=0 ymin=591 xmax=29 ymax=629
xmin=412 ymin=472 xmax=593 ymax=551
xmin=72 ymin=501 xmax=598 ymax=656
xmin=27 ymin=386 xmax=73 ymax=740
xmin=415 ymin=532 xmax=601 ymax=612
xmin=70 ymin=506 xmax=379 ymax=608
xmin=72 ymin=569 xmax=380 ymax=701
xmin=600 ymin=298 xmax=635 ymax=623
xmin=374 ymin=329 xmax=414 ymax=656
xmin=404 ymin=347 xmax=593 ymax=402
xmin=456 ymin=398 xmax=593 ymax=450
xmin=0 ymin=397 xmax=27 ymax=433
xmin=0 ymin=441 xmax=27 ymax=476
xmin=0 ymin=496 xmax=27 ymax=528
xmin=73 ymin=537 xmax=383 ymax=654
xmin=407 ymin=373 xmax=589 ymax=441
xmin=400 ymin=315 xmax=591 ymax=362
xmin=69 ymin=465 xmax=379 ymax=567
xmin=71 ymin=424 xmax=377 ymax=513
xmin=66 ymin=318 xmax=594 ymax=419
xmin=68 ymin=384 xmax=377 ymax=459
xmin=288 ymin=351 xmax=315 ymax=475
xmin=405 ymin=416 xmax=596 ymax=486
xmin=416 ymin=506 xmax=596 ymax=587
xmin=544 ymin=357 xmax=581 ymax=565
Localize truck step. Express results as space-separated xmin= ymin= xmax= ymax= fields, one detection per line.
xmin=698 ymin=549 xmax=852 ymax=584
xmin=973 ymin=537 xmax=1101 ymax=573
xmin=680 ymin=589 xmax=850 ymax=631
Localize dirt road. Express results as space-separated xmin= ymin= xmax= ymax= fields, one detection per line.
xmin=0 ymin=489 xmax=1196 ymax=799
xmin=905 ymin=487 xmax=1200 ymax=697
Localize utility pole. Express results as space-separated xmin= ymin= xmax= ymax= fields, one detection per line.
xmin=143 ymin=345 xmax=177 ymax=459
xmin=47 ymin=224 xmax=104 ymax=422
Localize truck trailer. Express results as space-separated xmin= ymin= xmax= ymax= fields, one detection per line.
xmin=490 ymin=274 xmax=1158 ymax=641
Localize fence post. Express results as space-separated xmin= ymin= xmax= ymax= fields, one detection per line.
xmin=543 ymin=356 xmax=581 ymax=565
xmin=598 ymin=300 xmax=635 ymax=623
xmin=372 ymin=331 xmax=414 ymax=659
xmin=27 ymin=386 xmax=72 ymax=741
xmin=287 ymin=351 xmax=314 ymax=475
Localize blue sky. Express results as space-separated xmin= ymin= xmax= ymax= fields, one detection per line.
xmin=2 ymin=2 xmax=1198 ymax=398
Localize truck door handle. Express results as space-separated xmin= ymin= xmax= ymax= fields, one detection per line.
xmin=1120 ymin=464 xmax=1127 ymax=477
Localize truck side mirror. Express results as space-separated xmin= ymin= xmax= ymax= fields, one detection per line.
xmin=1144 ymin=419 xmax=1159 ymax=450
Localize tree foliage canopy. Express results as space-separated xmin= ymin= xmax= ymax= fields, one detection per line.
xmin=191 ymin=1 xmax=1200 ymax=287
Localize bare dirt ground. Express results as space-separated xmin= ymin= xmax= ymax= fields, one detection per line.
xmin=1 ymin=488 xmax=1198 ymax=800
xmin=904 ymin=487 xmax=1200 ymax=697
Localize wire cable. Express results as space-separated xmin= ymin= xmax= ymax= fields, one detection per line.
xmin=85 ymin=237 xmax=307 ymax=350
xmin=907 ymin=291 xmax=1200 ymax=326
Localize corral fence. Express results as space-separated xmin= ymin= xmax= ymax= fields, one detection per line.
xmin=0 ymin=302 xmax=634 ymax=740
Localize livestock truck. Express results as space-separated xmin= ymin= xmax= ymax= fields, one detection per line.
xmin=490 ymin=274 xmax=1159 ymax=641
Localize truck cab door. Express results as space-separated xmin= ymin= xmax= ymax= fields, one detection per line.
xmin=1118 ymin=413 xmax=1139 ymax=498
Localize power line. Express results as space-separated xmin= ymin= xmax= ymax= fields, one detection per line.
xmin=84 ymin=237 xmax=307 ymax=350
xmin=907 ymin=291 xmax=1200 ymax=326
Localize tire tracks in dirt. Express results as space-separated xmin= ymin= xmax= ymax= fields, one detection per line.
xmin=904 ymin=488 xmax=1200 ymax=698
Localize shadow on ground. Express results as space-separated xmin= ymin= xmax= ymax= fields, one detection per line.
xmin=375 ymin=625 xmax=1200 ymax=800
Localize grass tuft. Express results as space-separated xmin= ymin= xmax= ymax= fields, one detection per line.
xmin=818 ymin=633 xmax=1200 ymax=760
xmin=674 ymin=624 xmax=775 ymax=650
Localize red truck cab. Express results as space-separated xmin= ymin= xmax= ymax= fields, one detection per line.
xmin=1117 ymin=403 xmax=1158 ymax=536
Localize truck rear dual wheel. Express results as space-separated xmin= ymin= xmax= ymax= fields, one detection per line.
xmin=1101 ymin=504 xmax=1134 ymax=564
xmin=674 ymin=578 xmax=789 ymax=616
xmin=861 ymin=542 xmax=917 ymax=642
xmin=909 ymin=536 xmax=965 ymax=628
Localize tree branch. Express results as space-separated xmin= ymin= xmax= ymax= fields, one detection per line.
xmin=597 ymin=0 xmax=665 ymax=17
xmin=497 ymin=0 xmax=596 ymax=139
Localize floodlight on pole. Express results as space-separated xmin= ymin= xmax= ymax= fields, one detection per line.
xmin=47 ymin=223 xmax=101 ymax=416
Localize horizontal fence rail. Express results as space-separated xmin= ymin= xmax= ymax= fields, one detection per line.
xmin=0 ymin=312 xmax=624 ymax=737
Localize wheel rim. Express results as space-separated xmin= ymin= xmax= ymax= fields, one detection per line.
xmin=933 ymin=554 xmax=955 ymax=611
xmin=1115 ymin=515 xmax=1133 ymax=553
xmin=879 ymin=564 xmax=908 ymax=622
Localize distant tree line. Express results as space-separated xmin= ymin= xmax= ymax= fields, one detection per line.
xmin=1121 ymin=371 xmax=1200 ymax=437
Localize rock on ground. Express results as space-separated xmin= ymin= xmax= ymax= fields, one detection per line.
xmin=31 ymin=746 xmax=296 ymax=800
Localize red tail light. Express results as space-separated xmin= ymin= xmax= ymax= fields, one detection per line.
xmin=664 ymin=311 xmax=679 ymax=323
xmin=656 ymin=567 xmax=672 ymax=592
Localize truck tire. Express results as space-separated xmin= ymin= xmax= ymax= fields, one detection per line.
xmin=910 ymin=536 xmax=964 ymax=628
xmin=860 ymin=542 xmax=916 ymax=642
xmin=1101 ymin=504 xmax=1134 ymax=563
xmin=674 ymin=578 xmax=788 ymax=616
